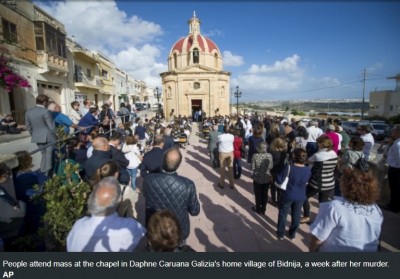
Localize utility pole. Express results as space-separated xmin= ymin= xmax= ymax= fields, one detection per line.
xmin=361 ymin=68 xmax=366 ymax=120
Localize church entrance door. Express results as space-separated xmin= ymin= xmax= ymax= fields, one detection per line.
xmin=191 ymin=99 xmax=202 ymax=122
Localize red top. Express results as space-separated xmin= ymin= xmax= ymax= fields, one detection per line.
xmin=323 ymin=131 xmax=340 ymax=154
xmin=233 ymin=136 xmax=243 ymax=159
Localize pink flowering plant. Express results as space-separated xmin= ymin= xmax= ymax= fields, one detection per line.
xmin=0 ymin=54 xmax=30 ymax=93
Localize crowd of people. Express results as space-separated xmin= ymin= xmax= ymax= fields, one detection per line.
xmin=0 ymin=94 xmax=199 ymax=252
xmin=1 ymin=94 xmax=399 ymax=252
xmin=203 ymin=112 xmax=399 ymax=251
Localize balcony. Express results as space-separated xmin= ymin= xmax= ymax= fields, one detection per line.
xmin=71 ymin=48 xmax=98 ymax=64
xmin=75 ymin=73 xmax=100 ymax=91
xmin=36 ymin=51 xmax=68 ymax=76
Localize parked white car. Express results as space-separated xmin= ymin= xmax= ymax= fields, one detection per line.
xmin=341 ymin=121 xmax=359 ymax=135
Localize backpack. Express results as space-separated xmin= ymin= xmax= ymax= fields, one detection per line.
xmin=354 ymin=153 xmax=369 ymax=172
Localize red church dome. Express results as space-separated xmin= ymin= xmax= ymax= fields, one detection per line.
xmin=171 ymin=34 xmax=219 ymax=55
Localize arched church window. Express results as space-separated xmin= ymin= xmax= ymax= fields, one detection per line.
xmin=193 ymin=48 xmax=199 ymax=64
xmin=173 ymin=53 xmax=177 ymax=69
xmin=214 ymin=53 xmax=218 ymax=69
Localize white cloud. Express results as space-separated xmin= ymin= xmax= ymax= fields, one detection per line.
xmin=222 ymin=51 xmax=244 ymax=67
xmin=367 ymin=62 xmax=384 ymax=73
xmin=36 ymin=1 xmax=163 ymax=53
xmin=203 ymin=29 xmax=223 ymax=37
xmin=248 ymin=54 xmax=301 ymax=74
xmin=110 ymin=45 xmax=167 ymax=86
xmin=235 ymin=54 xmax=304 ymax=96
xmin=34 ymin=0 xmax=167 ymax=86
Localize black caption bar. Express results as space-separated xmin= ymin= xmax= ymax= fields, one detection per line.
xmin=1 ymin=253 xmax=399 ymax=279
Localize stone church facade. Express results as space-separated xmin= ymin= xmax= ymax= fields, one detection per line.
xmin=160 ymin=12 xmax=231 ymax=121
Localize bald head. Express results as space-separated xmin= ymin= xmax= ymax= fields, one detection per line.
xmin=162 ymin=148 xmax=182 ymax=173
xmin=93 ymin=137 xmax=109 ymax=151
xmin=88 ymin=177 xmax=121 ymax=216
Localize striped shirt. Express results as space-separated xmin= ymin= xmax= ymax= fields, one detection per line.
xmin=308 ymin=149 xmax=338 ymax=191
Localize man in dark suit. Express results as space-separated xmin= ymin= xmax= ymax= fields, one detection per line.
xmin=143 ymin=148 xmax=200 ymax=242
xmin=25 ymin=94 xmax=57 ymax=176
xmin=84 ymin=137 xmax=111 ymax=183
xmin=139 ymin=134 xmax=164 ymax=178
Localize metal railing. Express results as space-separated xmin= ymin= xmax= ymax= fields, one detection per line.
xmin=28 ymin=113 xmax=132 ymax=156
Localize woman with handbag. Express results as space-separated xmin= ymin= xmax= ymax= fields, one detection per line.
xmin=276 ymin=148 xmax=311 ymax=240
xmin=268 ymin=137 xmax=288 ymax=206
xmin=335 ymin=136 xmax=365 ymax=196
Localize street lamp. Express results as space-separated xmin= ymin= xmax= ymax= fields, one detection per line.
xmin=234 ymin=86 xmax=242 ymax=115
xmin=154 ymin=86 xmax=161 ymax=115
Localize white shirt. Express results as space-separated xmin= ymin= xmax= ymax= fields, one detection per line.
xmin=310 ymin=197 xmax=383 ymax=252
xmin=80 ymin=106 xmax=90 ymax=117
xmin=360 ymin=133 xmax=375 ymax=161
xmin=218 ymin=133 xmax=234 ymax=153
xmin=336 ymin=132 xmax=343 ymax=151
xmin=386 ymin=138 xmax=400 ymax=168
xmin=245 ymin=119 xmax=252 ymax=134
xmin=67 ymin=212 xmax=146 ymax=252
xmin=307 ymin=126 xmax=323 ymax=143
xmin=68 ymin=109 xmax=81 ymax=125
xmin=308 ymin=148 xmax=337 ymax=164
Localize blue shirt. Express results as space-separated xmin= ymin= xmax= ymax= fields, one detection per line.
xmin=78 ymin=113 xmax=99 ymax=134
xmin=51 ymin=112 xmax=73 ymax=134
xmin=281 ymin=164 xmax=311 ymax=202
xmin=134 ymin=125 xmax=146 ymax=140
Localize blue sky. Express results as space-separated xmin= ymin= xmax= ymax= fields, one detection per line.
xmin=35 ymin=0 xmax=400 ymax=101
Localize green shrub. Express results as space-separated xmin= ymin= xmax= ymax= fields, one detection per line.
xmin=37 ymin=127 xmax=91 ymax=250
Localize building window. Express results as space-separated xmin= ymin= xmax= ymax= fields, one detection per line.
xmin=34 ymin=21 xmax=66 ymax=58
xmin=193 ymin=48 xmax=199 ymax=64
xmin=194 ymin=82 xmax=200 ymax=90
xmin=214 ymin=53 xmax=218 ymax=69
xmin=34 ymin=21 xmax=44 ymax=50
xmin=86 ymin=69 xmax=91 ymax=77
xmin=2 ymin=19 xmax=17 ymax=43
xmin=173 ymin=53 xmax=177 ymax=69
xmin=102 ymin=70 xmax=108 ymax=78
xmin=389 ymin=105 xmax=394 ymax=111
xmin=74 ymin=65 xmax=82 ymax=82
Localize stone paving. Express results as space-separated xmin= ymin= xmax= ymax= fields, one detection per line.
xmin=134 ymin=122 xmax=400 ymax=252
